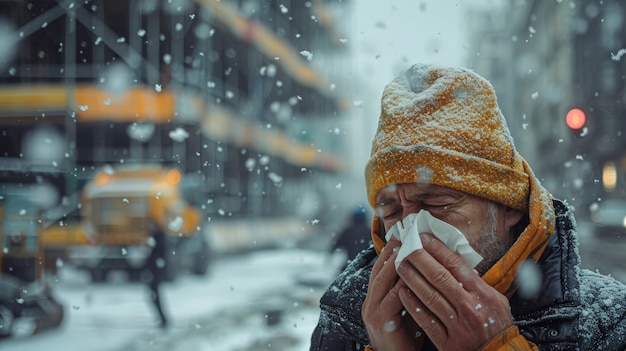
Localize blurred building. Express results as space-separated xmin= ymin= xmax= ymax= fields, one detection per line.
xmin=467 ymin=0 xmax=626 ymax=216
xmin=0 ymin=0 xmax=354 ymax=248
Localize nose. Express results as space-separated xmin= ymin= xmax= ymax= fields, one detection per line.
xmin=401 ymin=207 xmax=422 ymax=222
xmin=396 ymin=185 xmax=423 ymax=222
xmin=402 ymin=207 xmax=420 ymax=219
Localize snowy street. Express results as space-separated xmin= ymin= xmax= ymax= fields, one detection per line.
xmin=1 ymin=247 xmax=343 ymax=351
xmin=1 ymin=227 xmax=625 ymax=351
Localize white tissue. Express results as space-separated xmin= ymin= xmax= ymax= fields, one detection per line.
xmin=384 ymin=211 xmax=483 ymax=269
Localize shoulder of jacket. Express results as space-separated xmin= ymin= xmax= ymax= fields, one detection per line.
xmin=320 ymin=247 xmax=375 ymax=304
xmin=578 ymin=268 xmax=626 ymax=348
xmin=579 ymin=269 xmax=626 ymax=314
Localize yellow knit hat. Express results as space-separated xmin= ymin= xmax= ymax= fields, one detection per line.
xmin=365 ymin=64 xmax=530 ymax=212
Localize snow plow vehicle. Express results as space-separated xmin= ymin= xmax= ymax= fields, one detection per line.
xmin=41 ymin=165 xmax=211 ymax=282
xmin=0 ymin=194 xmax=64 ymax=338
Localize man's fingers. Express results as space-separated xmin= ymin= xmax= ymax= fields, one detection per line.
xmin=370 ymin=237 xmax=400 ymax=277
xmin=398 ymin=284 xmax=447 ymax=343
xmin=396 ymin=253 xmax=462 ymax=335
xmin=418 ymin=233 xmax=483 ymax=293
xmin=368 ymin=238 xmax=402 ymax=297
xmin=397 ymin=234 xmax=469 ymax=311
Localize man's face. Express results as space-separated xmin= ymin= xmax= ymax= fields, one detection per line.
xmin=375 ymin=183 xmax=518 ymax=272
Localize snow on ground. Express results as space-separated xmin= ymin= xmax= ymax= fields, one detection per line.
xmin=1 ymin=248 xmax=344 ymax=351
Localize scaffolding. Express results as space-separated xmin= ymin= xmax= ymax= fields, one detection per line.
xmin=0 ymin=0 xmax=352 ymax=229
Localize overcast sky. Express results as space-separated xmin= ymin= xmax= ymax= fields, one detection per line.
xmin=351 ymin=0 xmax=470 ymax=88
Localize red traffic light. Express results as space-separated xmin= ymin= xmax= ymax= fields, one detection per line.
xmin=566 ymin=108 xmax=586 ymax=130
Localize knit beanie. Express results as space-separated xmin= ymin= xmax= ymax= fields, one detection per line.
xmin=365 ymin=63 xmax=529 ymax=212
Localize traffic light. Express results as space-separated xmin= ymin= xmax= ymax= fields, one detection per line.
xmin=566 ymin=108 xmax=587 ymax=130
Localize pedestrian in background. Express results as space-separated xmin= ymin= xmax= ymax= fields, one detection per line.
xmin=145 ymin=220 xmax=169 ymax=328
xmin=331 ymin=206 xmax=371 ymax=270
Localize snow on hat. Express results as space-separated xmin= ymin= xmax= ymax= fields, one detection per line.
xmin=365 ymin=63 xmax=530 ymax=212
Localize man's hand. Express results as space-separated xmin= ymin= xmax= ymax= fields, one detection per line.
xmin=362 ymin=238 xmax=423 ymax=351
xmin=397 ymin=233 xmax=514 ymax=351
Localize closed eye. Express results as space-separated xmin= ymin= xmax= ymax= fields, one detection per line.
xmin=382 ymin=209 xmax=401 ymax=220
xmin=424 ymin=204 xmax=449 ymax=210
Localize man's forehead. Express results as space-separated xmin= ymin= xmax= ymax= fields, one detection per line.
xmin=376 ymin=183 xmax=461 ymax=203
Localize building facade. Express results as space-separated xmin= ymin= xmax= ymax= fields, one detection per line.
xmin=467 ymin=0 xmax=626 ymax=216
xmin=0 ymin=0 xmax=354 ymax=248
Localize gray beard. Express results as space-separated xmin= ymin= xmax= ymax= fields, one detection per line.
xmin=474 ymin=202 xmax=512 ymax=276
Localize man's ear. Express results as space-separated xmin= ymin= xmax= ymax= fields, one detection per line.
xmin=504 ymin=206 xmax=525 ymax=230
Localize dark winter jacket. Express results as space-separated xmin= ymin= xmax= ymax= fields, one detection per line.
xmin=309 ymin=200 xmax=626 ymax=350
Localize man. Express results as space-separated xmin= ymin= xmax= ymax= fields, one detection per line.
xmin=309 ymin=64 xmax=626 ymax=350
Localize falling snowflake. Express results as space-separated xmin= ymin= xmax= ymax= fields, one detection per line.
xmin=169 ymin=127 xmax=189 ymax=142
xmin=168 ymin=216 xmax=183 ymax=232
xmin=268 ymin=172 xmax=283 ymax=184
xmin=300 ymin=50 xmax=313 ymax=61
xmin=611 ymin=48 xmax=626 ymax=61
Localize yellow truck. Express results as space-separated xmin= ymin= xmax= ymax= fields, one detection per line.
xmin=0 ymin=193 xmax=63 ymax=338
xmin=41 ymin=164 xmax=211 ymax=282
